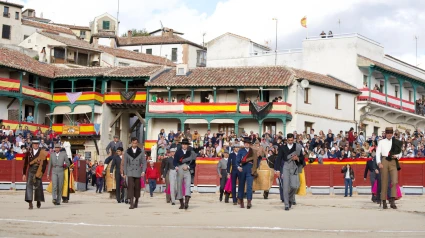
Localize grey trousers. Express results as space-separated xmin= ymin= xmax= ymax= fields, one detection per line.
xmin=52 ymin=171 xmax=64 ymax=202
xmin=282 ymin=161 xmax=297 ymax=208
xmin=177 ymin=164 xmax=191 ymax=199
xmin=166 ymin=169 xmax=177 ymax=203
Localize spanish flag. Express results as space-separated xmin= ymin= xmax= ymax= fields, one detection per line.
xmin=301 ymin=16 xmax=307 ymax=28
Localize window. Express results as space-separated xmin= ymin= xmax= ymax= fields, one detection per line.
xmin=3 ymin=6 xmax=9 ymax=17
xmin=102 ymin=21 xmax=110 ymax=30
xmin=2 ymin=24 xmax=11 ymax=39
xmin=305 ymin=122 xmax=314 ymax=135
xmin=118 ymin=62 xmax=130 ymax=66
xmin=177 ymin=68 xmax=185 ymax=75
xmin=15 ymin=12 xmax=19 ymax=20
xmin=363 ymin=75 xmax=368 ymax=87
xmin=23 ymin=35 xmax=29 ymax=40
xmin=146 ymin=48 xmax=152 ymax=54
xmin=380 ymin=80 xmax=384 ymax=93
xmin=335 ymin=94 xmax=340 ymax=109
xmin=53 ymin=48 xmax=65 ymax=59
xmin=80 ymin=30 xmax=86 ymax=38
xmin=196 ymin=50 xmax=206 ymax=67
xmin=395 ymin=86 xmax=399 ymax=98
xmin=409 ymin=90 xmax=412 ymax=102
xmin=133 ymin=49 xmax=139 ymax=53
xmin=171 ymin=48 xmax=177 ymax=62
xmin=304 ymin=88 xmax=310 ymax=104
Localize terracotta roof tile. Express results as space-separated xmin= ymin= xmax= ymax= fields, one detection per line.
xmin=105 ymin=66 xmax=164 ymax=78
xmin=91 ymin=31 xmax=116 ymax=38
xmin=118 ymin=35 xmax=205 ymax=49
xmin=0 ymin=48 xmax=55 ymax=78
xmin=51 ymin=23 xmax=91 ymax=31
xmin=358 ymin=55 xmax=425 ymax=83
xmin=22 ymin=19 xmax=74 ymax=35
xmin=99 ymin=46 xmax=175 ymax=66
xmin=39 ymin=31 xmax=101 ymax=52
xmin=291 ymin=68 xmax=359 ymax=93
xmin=146 ymin=66 xmax=294 ymax=87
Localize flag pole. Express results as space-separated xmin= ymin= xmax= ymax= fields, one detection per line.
xmin=306 ymin=16 xmax=308 ymax=39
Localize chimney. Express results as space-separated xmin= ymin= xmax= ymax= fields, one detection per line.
xmin=127 ymin=30 xmax=132 ymax=38
xmin=163 ymin=28 xmax=174 ymax=37
xmin=93 ymin=38 xmax=98 ymax=48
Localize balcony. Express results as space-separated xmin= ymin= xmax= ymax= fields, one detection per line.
xmin=148 ymin=102 xmax=292 ymax=115
xmin=1 ymin=120 xmax=49 ymax=132
xmin=104 ymin=91 xmax=146 ymax=104
xmin=357 ymin=88 xmax=415 ymax=113
xmin=52 ymin=123 xmax=99 ymax=136
xmin=22 ymin=86 xmax=52 ymax=101
xmin=0 ymin=78 xmax=20 ymax=92
xmin=53 ymin=92 xmax=104 ymax=104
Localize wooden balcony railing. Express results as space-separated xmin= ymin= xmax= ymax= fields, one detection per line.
xmin=53 ymin=92 xmax=104 ymax=104
xmin=0 ymin=78 xmax=20 ymax=92
xmin=104 ymin=91 xmax=146 ymax=104
xmin=22 ymin=86 xmax=52 ymax=101
xmin=1 ymin=120 xmax=49 ymax=133
xmin=239 ymin=102 xmax=292 ymax=114
xmin=357 ymin=88 xmax=415 ymax=113
xmin=148 ymin=102 xmax=237 ymax=114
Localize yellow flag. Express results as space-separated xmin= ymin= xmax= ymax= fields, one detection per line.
xmin=301 ymin=16 xmax=307 ymax=28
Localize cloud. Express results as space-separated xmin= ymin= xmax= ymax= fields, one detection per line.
xmin=14 ymin=0 xmax=425 ymax=68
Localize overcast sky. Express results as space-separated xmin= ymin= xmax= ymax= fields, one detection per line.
xmin=17 ymin=0 xmax=425 ymax=67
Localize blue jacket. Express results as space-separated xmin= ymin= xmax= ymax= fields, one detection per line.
xmin=173 ymin=148 xmax=191 ymax=167
xmin=227 ymin=152 xmax=238 ymax=173
xmin=236 ymin=148 xmax=249 ymax=166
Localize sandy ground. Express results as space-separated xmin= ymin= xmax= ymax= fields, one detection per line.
xmin=0 ymin=188 xmax=424 ymax=238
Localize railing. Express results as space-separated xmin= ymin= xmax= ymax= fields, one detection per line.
xmin=249 ymin=48 xmax=303 ymax=56
xmin=1 ymin=120 xmax=49 ymax=132
xmin=53 ymin=92 xmax=104 ymax=104
xmin=22 ymin=86 xmax=52 ymax=101
xmin=52 ymin=123 xmax=98 ymax=136
xmin=305 ymin=33 xmax=381 ymax=45
xmin=357 ymin=88 xmax=415 ymax=113
xmin=239 ymin=102 xmax=292 ymax=114
xmin=104 ymin=91 xmax=146 ymax=104
xmin=149 ymin=102 xmax=237 ymax=114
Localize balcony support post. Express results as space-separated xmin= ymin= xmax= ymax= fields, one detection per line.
xmin=397 ymin=77 xmax=404 ymax=110
xmin=34 ymin=101 xmax=39 ymax=124
xmin=64 ymin=47 xmax=68 ymax=64
xmin=283 ymin=118 xmax=287 ymax=136
xmin=258 ymin=120 xmax=263 ymax=137
xmin=283 ymin=87 xmax=288 ymax=102
xmin=180 ymin=118 xmax=185 ymax=133
xmin=367 ymin=67 xmax=373 ymax=101
xmin=234 ymin=119 xmax=239 ymax=135
xmin=71 ymin=79 xmax=75 ymax=92
xmin=91 ymin=77 xmax=96 ymax=92
xmin=18 ymin=98 xmax=23 ymax=123
xmin=35 ymin=75 xmax=39 ymax=89
xmin=383 ymin=73 xmax=389 ymax=105
xmin=412 ymin=82 xmax=417 ymax=113
xmin=49 ymin=104 xmax=54 ymax=126
xmin=213 ymin=88 xmax=217 ymax=102
xmin=168 ymin=88 xmax=171 ymax=102
xmin=237 ymin=89 xmax=240 ymax=112
xmin=19 ymin=71 xmax=23 ymax=93
xmin=50 ymin=80 xmax=54 ymax=94
xmin=207 ymin=121 xmax=211 ymax=130
xmin=260 ymin=88 xmax=263 ymax=102
xmin=101 ymin=80 xmax=106 ymax=94
xmin=191 ymin=88 xmax=194 ymax=102
xmin=91 ymin=104 xmax=95 ymax=123
xmin=146 ymin=87 xmax=150 ymax=113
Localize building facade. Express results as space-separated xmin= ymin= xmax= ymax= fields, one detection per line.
xmin=0 ymin=0 xmax=24 ymax=45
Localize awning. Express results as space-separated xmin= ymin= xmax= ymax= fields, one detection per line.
xmin=48 ymin=106 xmax=72 ymax=115
xmin=210 ymin=119 xmax=235 ymax=124
xmin=70 ymin=105 xmax=92 ymax=114
xmin=184 ymin=119 xmax=208 ymax=124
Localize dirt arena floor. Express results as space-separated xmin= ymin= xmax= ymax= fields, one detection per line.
xmin=0 ymin=189 xmax=424 ymax=238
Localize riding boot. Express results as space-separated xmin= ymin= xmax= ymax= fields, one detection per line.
xmin=179 ymin=199 xmax=184 ymax=209
xmin=382 ymin=200 xmax=388 ymax=209
xmin=134 ymin=198 xmax=139 ymax=208
xmin=219 ymin=189 xmax=224 ymax=202
xmin=239 ymin=199 xmax=244 ymax=208
xmin=263 ymin=191 xmax=269 ymax=199
xmin=247 ymin=200 xmax=252 ymax=209
xmin=184 ymin=196 xmax=190 ymax=210
xmin=37 ymin=201 xmax=41 ymax=208
xmin=224 ymin=193 xmax=230 ymax=203
xmin=28 ymin=202 xmax=33 ymax=210
xmin=129 ymin=198 xmax=134 ymax=209
xmin=389 ymin=197 xmax=397 ymax=209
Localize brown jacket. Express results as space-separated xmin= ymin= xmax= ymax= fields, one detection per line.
xmin=22 ymin=149 xmax=48 ymax=178
xmin=243 ymin=147 xmax=260 ymax=177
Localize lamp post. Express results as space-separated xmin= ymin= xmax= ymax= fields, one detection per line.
xmin=272 ymin=18 xmax=278 ymax=65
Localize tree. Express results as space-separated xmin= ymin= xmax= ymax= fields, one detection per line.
xmin=121 ymin=28 xmax=150 ymax=37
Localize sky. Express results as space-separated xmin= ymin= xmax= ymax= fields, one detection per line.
xmin=15 ymin=0 xmax=425 ymax=68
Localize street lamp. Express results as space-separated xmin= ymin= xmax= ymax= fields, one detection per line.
xmin=272 ymin=18 xmax=278 ymax=66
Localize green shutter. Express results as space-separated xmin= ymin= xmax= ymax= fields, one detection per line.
xmin=103 ymin=21 xmax=110 ymax=30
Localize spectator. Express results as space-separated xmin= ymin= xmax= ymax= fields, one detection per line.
xmin=73 ymin=154 xmax=80 ymax=163
xmin=0 ymin=145 xmax=7 ymax=159
xmin=341 ymin=164 xmax=355 ymax=197
xmin=15 ymin=126 xmax=23 ymax=137
xmin=146 ymin=161 xmax=160 ymax=197
xmin=328 ymin=31 xmax=333 ymax=38
xmin=171 ymin=97 xmax=177 ymax=103
xmin=168 ymin=130 xmax=175 ymax=142
xmin=157 ymin=144 xmax=166 ymax=156
xmin=185 ymin=95 xmax=191 ymax=103
xmin=26 ymin=113 xmax=34 ymax=123
xmin=1 ymin=138 xmax=11 ymax=149
xmin=106 ymin=135 xmax=124 ymax=156
xmin=158 ymin=129 xmax=167 ymax=140
xmin=5 ymin=147 xmax=16 ymax=160
xmin=184 ymin=129 xmax=192 ymax=141
xmin=3 ymin=126 xmax=14 ymax=137
xmin=34 ymin=126 xmax=42 ymax=137
xmin=13 ymin=142 xmax=22 ymax=153
xmin=95 ymin=161 xmax=104 ymax=193
xmin=23 ymin=126 xmax=31 ymax=139
xmin=205 ymin=94 xmax=214 ymax=103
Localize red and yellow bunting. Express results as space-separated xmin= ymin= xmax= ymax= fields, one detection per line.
xmin=52 ymin=123 xmax=96 ymax=135
xmin=1 ymin=120 xmax=48 ymax=133
xmin=104 ymin=92 xmax=146 ymax=104
xmin=0 ymin=78 xmax=20 ymax=91
xmin=15 ymin=153 xmax=51 ymax=161
xmin=184 ymin=103 xmax=236 ymax=114
xmin=240 ymin=102 xmax=291 ymax=114
xmin=22 ymin=86 xmax=52 ymax=101
xmin=144 ymin=140 xmax=157 ymax=151
xmin=53 ymin=92 xmax=104 ymax=104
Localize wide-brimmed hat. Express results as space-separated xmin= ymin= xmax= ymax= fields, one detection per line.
xmin=181 ymin=138 xmax=191 ymax=145
xmin=242 ymin=137 xmax=252 ymax=144
xmin=32 ymin=140 xmax=40 ymax=144
xmin=170 ymin=148 xmax=177 ymax=152
xmin=54 ymin=144 xmax=61 ymax=148
xmin=385 ymin=127 xmax=394 ymax=134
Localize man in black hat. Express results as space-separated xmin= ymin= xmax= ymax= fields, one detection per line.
xmin=22 ymin=139 xmax=48 ymax=209
xmin=47 ymin=143 xmax=69 ymax=205
xmin=174 ymin=138 xmax=196 ymax=209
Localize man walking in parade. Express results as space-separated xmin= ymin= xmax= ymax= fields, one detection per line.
xmin=110 ymin=147 xmax=124 ymax=203
xmin=123 ymin=138 xmax=147 ymax=209
xmin=47 ymin=144 xmax=69 ymax=205
xmin=376 ymin=127 xmax=402 ymax=209
xmin=163 ymin=148 xmax=177 ymax=205
xmin=174 ymin=138 xmax=195 ymax=210
xmin=236 ymin=137 xmax=259 ymax=209
xmin=22 ymin=140 xmax=48 ymax=209
xmin=106 ymin=135 xmax=123 ymax=156
xmin=217 ymin=149 xmax=229 ymax=203
xmin=227 ymin=145 xmax=240 ymax=205
xmin=278 ymin=133 xmax=304 ymax=211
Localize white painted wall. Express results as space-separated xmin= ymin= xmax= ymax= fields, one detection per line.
xmin=0 ymin=3 xmax=23 ymax=45
xmin=101 ymin=52 xmax=156 ymax=67
xmin=187 ymin=44 xmax=199 ymax=68
xmin=19 ymin=32 xmax=65 ymax=63
xmin=141 ymin=44 xmax=182 ymax=64
xmin=148 ymin=118 xmax=180 ymax=140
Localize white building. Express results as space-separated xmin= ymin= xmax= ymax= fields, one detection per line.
xmin=207 ymin=32 xmax=425 ymax=136
xmin=0 ymin=0 xmax=24 ymax=45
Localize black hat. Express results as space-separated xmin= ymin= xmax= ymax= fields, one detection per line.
xmin=181 ymin=138 xmax=191 ymax=145
xmin=242 ymin=137 xmax=252 ymax=144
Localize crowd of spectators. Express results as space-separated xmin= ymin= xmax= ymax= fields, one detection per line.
xmin=153 ymin=126 xmax=425 ymax=164
xmin=0 ymin=124 xmax=61 ymax=160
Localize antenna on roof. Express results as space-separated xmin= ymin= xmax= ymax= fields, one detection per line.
xmin=117 ymin=0 xmax=120 ymax=35
xmin=202 ymin=32 xmax=206 ymax=47
xmin=415 ymin=35 xmax=419 ymax=66
xmin=160 ymin=20 xmax=164 ymax=33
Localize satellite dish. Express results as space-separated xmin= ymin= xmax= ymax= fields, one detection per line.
xmin=300 ymin=79 xmax=309 ymax=89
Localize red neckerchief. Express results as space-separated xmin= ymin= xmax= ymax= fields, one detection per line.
xmin=241 ymin=148 xmax=251 ymax=163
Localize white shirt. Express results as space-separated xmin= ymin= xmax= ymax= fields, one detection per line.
xmin=132 ymin=147 xmax=137 ymax=154
xmin=287 ymin=144 xmax=294 ymax=150
xmin=182 ymin=149 xmax=187 ymax=154
xmin=33 ymin=149 xmax=39 ymax=155
xmin=345 ymin=169 xmax=350 ymax=179
xmin=375 ymin=138 xmax=401 ymax=164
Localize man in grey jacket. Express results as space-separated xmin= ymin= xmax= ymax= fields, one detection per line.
xmin=106 ymin=135 xmax=123 ymax=156
xmin=123 ymin=137 xmax=146 ymax=209
xmin=47 ymin=144 xmax=70 ymax=205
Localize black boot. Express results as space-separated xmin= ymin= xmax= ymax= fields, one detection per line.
xmin=134 ymin=198 xmax=139 ymax=208
xmin=263 ymin=191 xmax=269 ymax=199
xmin=129 ymin=198 xmax=134 ymax=209
xmin=219 ymin=189 xmax=224 ymax=202
xmin=179 ymin=199 xmax=184 ymax=209
xmin=247 ymin=200 xmax=252 ymax=209
xmin=184 ymin=196 xmax=190 ymax=210
xmin=224 ymin=193 xmax=230 ymax=203
xmin=382 ymin=200 xmax=388 ymax=209
xmin=389 ymin=197 xmax=397 ymax=209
